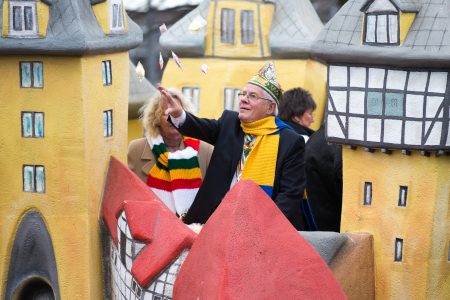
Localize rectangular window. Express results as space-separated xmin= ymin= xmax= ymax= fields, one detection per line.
xmin=398 ymin=186 xmax=408 ymax=207
xmin=13 ymin=6 xmax=22 ymax=31
xmin=395 ymin=238 xmax=403 ymax=262
xmin=221 ymin=8 xmax=235 ymax=44
xmin=20 ymin=62 xmax=43 ymax=88
xmin=110 ymin=0 xmax=124 ymax=31
xmin=240 ymin=10 xmax=254 ymax=44
xmin=224 ymin=88 xmax=240 ymax=111
xmin=22 ymin=112 xmax=44 ymax=138
xmin=448 ymin=242 xmax=450 ymax=262
xmin=388 ymin=14 xmax=398 ymax=43
xmin=366 ymin=15 xmax=376 ymax=43
xmin=367 ymin=92 xmax=383 ymax=115
xmin=103 ymin=110 xmax=113 ymax=137
xmin=385 ymin=93 xmax=403 ymax=116
xmin=363 ymin=182 xmax=372 ymax=206
xmin=376 ymin=15 xmax=387 ymax=43
xmin=102 ymin=60 xmax=112 ymax=86
xmin=9 ymin=2 xmax=38 ymax=36
xmin=182 ymin=87 xmax=200 ymax=113
xmin=365 ymin=13 xmax=398 ymax=45
xmin=23 ymin=165 xmax=45 ymax=193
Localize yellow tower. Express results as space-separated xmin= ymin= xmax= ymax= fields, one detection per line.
xmin=160 ymin=0 xmax=326 ymax=129
xmin=312 ymin=0 xmax=450 ymax=298
xmin=0 ymin=0 xmax=141 ymax=299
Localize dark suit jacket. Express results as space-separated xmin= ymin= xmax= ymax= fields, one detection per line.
xmin=172 ymin=110 xmax=306 ymax=229
xmin=305 ymin=124 xmax=343 ymax=232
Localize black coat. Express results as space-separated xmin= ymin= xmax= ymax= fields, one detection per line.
xmin=285 ymin=121 xmax=315 ymax=137
xmin=305 ymin=124 xmax=343 ymax=232
xmin=173 ymin=110 xmax=306 ymax=229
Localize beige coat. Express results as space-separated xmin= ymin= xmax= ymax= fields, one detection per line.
xmin=127 ymin=137 xmax=213 ymax=183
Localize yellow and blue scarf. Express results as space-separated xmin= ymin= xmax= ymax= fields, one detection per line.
xmin=240 ymin=116 xmax=290 ymax=197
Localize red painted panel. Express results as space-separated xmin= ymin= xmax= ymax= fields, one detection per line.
xmin=173 ymin=179 xmax=347 ymax=299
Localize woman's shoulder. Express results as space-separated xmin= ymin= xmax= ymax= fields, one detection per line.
xmin=199 ymin=140 xmax=214 ymax=152
xmin=128 ymin=137 xmax=147 ymax=153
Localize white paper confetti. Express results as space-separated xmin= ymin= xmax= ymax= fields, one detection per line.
xmin=189 ymin=15 xmax=207 ymax=32
xmin=159 ymin=52 xmax=164 ymax=70
xmin=159 ymin=23 xmax=168 ymax=34
xmin=135 ymin=61 xmax=145 ymax=82
xmin=201 ymin=64 xmax=208 ymax=74
xmin=172 ymin=51 xmax=183 ymax=71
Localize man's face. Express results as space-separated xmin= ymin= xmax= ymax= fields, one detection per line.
xmin=238 ymin=84 xmax=276 ymax=123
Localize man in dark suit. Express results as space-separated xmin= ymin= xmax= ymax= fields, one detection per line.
xmin=159 ymin=62 xmax=306 ymax=230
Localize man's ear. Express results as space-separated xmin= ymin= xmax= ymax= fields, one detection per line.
xmin=267 ymin=102 xmax=276 ymax=115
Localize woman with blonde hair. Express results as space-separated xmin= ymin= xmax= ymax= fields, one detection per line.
xmin=128 ymin=88 xmax=213 ymax=219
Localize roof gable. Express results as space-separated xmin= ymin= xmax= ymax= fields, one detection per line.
xmin=361 ymin=0 xmax=398 ymax=12
xmin=160 ymin=0 xmax=323 ymax=58
xmin=361 ymin=0 xmax=420 ymax=12
xmin=0 ymin=0 xmax=142 ymax=55
xmin=312 ymin=0 xmax=450 ymax=67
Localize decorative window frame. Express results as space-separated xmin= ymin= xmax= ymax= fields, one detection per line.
xmin=326 ymin=64 xmax=449 ymax=151
xmin=363 ymin=11 xmax=400 ymax=45
xmin=103 ymin=110 xmax=113 ymax=137
xmin=398 ymin=186 xmax=408 ymax=207
xmin=20 ymin=61 xmax=43 ymax=88
xmin=363 ymin=182 xmax=372 ymax=206
xmin=394 ymin=238 xmax=403 ymax=262
xmin=224 ymin=88 xmax=240 ymax=111
xmin=220 ymin=8 xmax=235 ymax=44
xmin=9 ymin=0 xmax=38 ymax=37
xmin=182 ymin=87 xmax=201 ymax=113
xmin=240 ymin=10 xmax=255 ymax=45
xmin=109 ymin=0 xmax=124 ymax=32
xmin=21 ymin=111 xmax=44 ymax=138
xmin=102 ymin=60 xmax=112 ymax=86
xmin=23 ymin=164 xmax=45 ymax=193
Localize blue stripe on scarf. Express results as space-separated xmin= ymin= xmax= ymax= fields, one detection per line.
xmin=260 ymin=185 xmax=273 ymax=197
xmin=273 ymin=117 xmax=292 ymax=135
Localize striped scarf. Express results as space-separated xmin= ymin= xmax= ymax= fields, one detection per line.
xmin=240 ymin=116 xmax=290 ymax=197
xmin=146 ymin=135 xmax=202 ymax=216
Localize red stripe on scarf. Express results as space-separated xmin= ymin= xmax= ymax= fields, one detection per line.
xmin=183 ymin=137 xmax=200 ymax=149
xmin=147 ymin=176 xmax=202 ymax=191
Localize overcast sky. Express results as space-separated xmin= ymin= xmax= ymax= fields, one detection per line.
xmin=124 ymin=0 xmax=202 ymax=12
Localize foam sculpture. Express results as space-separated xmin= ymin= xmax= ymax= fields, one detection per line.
xmin=311 ymin=0 xmax=450 ymax=298
xmin=101 ymin=157 xmax=197 ymax=299
xmin=173 ymin=179 xmax=347 ymax=299
xmin=0 ymin=1 xmax=142 ymax=298
xmin=160 ymin=0 xmax=327 ymax=128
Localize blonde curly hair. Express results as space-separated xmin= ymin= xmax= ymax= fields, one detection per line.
xmin=140 ymin=88 xmax=192 ymax=138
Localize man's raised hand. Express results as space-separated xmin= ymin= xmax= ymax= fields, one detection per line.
xmin=158 ymin=85 xmax=183 ymax=118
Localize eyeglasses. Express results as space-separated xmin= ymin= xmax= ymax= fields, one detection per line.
xmin=237 ymin=91 xmax=273 ymax=103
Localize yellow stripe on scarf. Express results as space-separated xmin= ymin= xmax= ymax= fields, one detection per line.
xmin=241 ymin=134 xmax=279 ymax=186
xmin=165 ymin=167 xmax=202 ymax=180
xmin=240 ymin=116 xmax=280 ymax=188
xmin=149 ymin=167 xmax=170 ymax=181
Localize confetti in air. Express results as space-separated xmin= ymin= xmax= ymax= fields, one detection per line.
xmin=159 ymin=23 xmax=168 ymax=34
xmin=135 ymin=61 xmax=145 ymax=82
xmin=189 ymin=15 xmax=207 ymax=32
xmin=172 ymin=51 xmax=183 ymax=71
xmin=201 ymin=64 xmax=208 ymax=74
xmin=159 ymin=52 xmax=164 ymax=70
